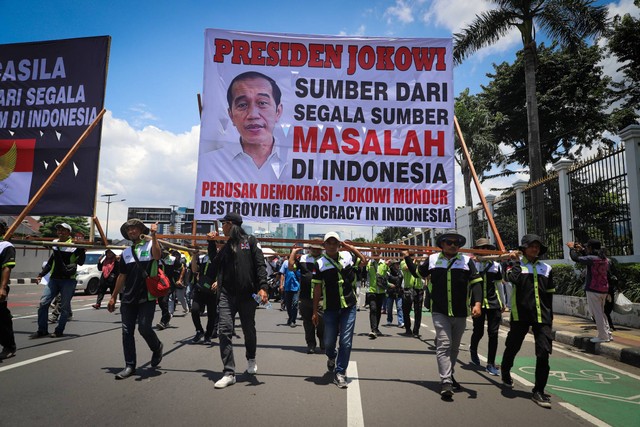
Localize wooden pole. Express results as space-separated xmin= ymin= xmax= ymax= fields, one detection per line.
xmin=12 ymin=239 xmax=127 ymax=250
xmin=3 ymin=109 xmax=107 ymax=240
xmin=454 ymin=115 xmax=506 ymax=252
xmin=93 ymin=216 xmax=108 ymax=246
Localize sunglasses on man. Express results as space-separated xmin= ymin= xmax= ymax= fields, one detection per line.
xmin=442 ymin=239 xmax=461 ymax=247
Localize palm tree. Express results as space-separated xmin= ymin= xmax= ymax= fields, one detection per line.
xmin=453 ymin=0 xmax=608 ymax=236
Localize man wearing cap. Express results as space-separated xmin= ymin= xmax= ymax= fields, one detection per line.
xmin=501 ymin=234 xmax=555 ymax=408
xmin=312 ymin=232 xmax=366 ymax=388
xmin=107 ymin=219 xmax=164 ymax=380
xmin=289 ymin=240 xmax=325 ymax=353
xmin=31 ymin=223 xmax=86 ymax=339
xmin=402 ymin=229 xmax=482 ymax=398
xmin=0 ymin=220 xmax=17 ymax=359
xmin=469 ymin=238 xmax=505 ymax=376
xmin=208 ymin=212 xmax=269 ymax=389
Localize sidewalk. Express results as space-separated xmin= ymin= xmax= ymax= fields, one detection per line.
xmin=501 ymin=311 xmax=640 ymax=369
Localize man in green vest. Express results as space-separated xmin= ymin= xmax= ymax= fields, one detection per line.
xmin=365 ymin=258 xmax=386 ymax=339
xmin=400 ymin=259 xmax=424 ymax=337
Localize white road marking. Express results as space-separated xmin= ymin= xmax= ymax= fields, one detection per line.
xmin=347 ymin=361 xmax=365 ymax=427
xmin=558 ymin=402 xmax=612 ymax=427
xmin=0 ymin=350 xmax=73 ymax=373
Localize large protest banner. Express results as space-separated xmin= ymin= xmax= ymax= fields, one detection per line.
xmin=195 ymin=29 xmax=453 ymax=228
xmin=0 ymin=36 xmax=110 ymax=215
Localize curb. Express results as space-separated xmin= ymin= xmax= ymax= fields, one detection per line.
xmin=9 ymin=278 xmax=38 ymax=285
xmin=500 ymin=316 xmax=640 ymax=369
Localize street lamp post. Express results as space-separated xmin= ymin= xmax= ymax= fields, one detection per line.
xmin=101 ymin=193 xmax=126 ymax=240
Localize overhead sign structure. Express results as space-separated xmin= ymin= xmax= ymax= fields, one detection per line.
xmin=195 ymin=29 xmax=454 ymax=227
xmin=0 ymin=36 xmax=110 ymax=215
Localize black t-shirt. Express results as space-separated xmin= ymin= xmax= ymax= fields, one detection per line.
xmin=119 ymin=240 xmax=156 ymax=304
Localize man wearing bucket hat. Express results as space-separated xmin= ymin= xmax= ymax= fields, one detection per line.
xmin=402 ymin=229 xmax=482 ymax=398
xmin=312 ymin=232 xmax=366 ymax=388
xmin=500 ymin=234 xmax=555 ymax=408
xmin=289 ymin=239 xmax=325 ymax=354
xmin=469 ymin=238 xmax=505 ymax=376
xmin=107 ymin=219 xmax=164 ymax=380
xmin=31 ymin=223 xmax=86 ymax=339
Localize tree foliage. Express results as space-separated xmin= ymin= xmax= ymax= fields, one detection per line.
xmin=607 ymin=0 xmax=640 ymax=127
xmin=376 ymin=227 xmax=413 ymax=244
xmin=38 ymin=216 xmax=90 ymax=238
xmin=481 ymin=43 xmax=615 ymax=167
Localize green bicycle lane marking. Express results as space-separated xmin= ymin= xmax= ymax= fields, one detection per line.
xmin=508 ymin=357 xmax=639 ymax=427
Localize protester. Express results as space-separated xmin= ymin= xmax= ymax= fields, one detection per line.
xmin=568 ymin=239 xmax=612 ymax=342
xmin=280 ymin=246 xmax=301 ymax=327
xmin=365 ymin=258 xmax=386 ymax=339
xmin=400 ymin=258 xmax=424 ymax=337
xmin=107 ymin=219 xmax=164 ymax=380
xmin=190 ymin=232 xmax=219 ymax=345
xmin=0 ymin=220 xmax=17 ymax=360
xmin=156 ymin=249 xmax=180 ymax=330
xmin=312 ymin=232 xmax=366 ymax=389
xmin=402 ymin=229 xmax=482 ymax=398
xmin=167 ymin=250 xmax=188 ymax=317
xmin=93 ymin=249 xmax=120 ymax=309
xmin=384 ymin=259 xmax=404 ymax=328
xmin=208 ymin=212 xmax=269 ymax=389
xmin=31 ymin=223 xmax=85 ymax=338
xmin=289 ymin=240 xmax=324 ymax=354
xmin=501 ymin=234 xmax=555 ymax=408
xmin=469 ymin=238 xmax=505 ymax=376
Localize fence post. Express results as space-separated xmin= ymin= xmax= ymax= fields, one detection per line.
xmin=553 ymin=158 xmax=575 ymax=260
xmin=513 ymin=180 xmax=528 ymax=243
xmin=485 ymin=194 xmax=496 ymax=244
xmin=620 ymin=125 xmax=640 ymax=257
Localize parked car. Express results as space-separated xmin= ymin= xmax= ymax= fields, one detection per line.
xmin=75 ymin=249 xmax=122 ymax=294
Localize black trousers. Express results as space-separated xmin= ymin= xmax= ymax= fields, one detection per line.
xmin=402 ymin=289 xmax=424 ymax=334
xmin=298 ymin=298 xmax=324 ymax=349
xmin=0 ymin=300 xmax=16 ymax=351
xmin=501 ymin=321 xmax=553 ymax=393
xmin=158 ymin=293 xmax=171 ymax=325
xmin=95 ymin=276 xmax=115 ymax=305
xmin=191 ymin=290 xmax=218 ymax=337
xmin=470 ymin=308 xmax=502 ymax=364
xmin=366 ymin=293 xmax=385 ymax=331
xmin=218 ymin=291 xmax=257 ymax=375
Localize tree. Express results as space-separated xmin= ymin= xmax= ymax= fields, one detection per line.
xmin=376 ymin=227 xmax=413 ymax=244
xmin=607 ymin=0 xmax=640 ymax=127
xmin=39 ymin=216 xmax=90 ymax=238
xmin=481 ymin=43 xmax=614 ymax=166
xmin=453 ymin=0 xmax=609 ymax=236
xmin=454 ymin=88 xmax=505 ymax=213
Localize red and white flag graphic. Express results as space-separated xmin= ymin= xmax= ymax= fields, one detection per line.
xmin=0 ymin=138 xmax=36 ymax=206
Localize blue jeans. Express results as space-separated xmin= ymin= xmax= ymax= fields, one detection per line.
xmin=386 ymin=296 xmax=404 ymax=325
xmin=323 ymin=305 xmax=357 ymax=375
xmin=284 ymin=290 xmax=299 ymax=324
xmin=120 ymin=300 xmax=162 ymax=368
xmin=37 ymin=278 xmax=76 ymax=334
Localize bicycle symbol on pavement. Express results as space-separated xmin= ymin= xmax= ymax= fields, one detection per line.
xmin=519 ymin=367 xmax=620 ymax=384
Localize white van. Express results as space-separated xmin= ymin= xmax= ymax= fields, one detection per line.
xmin=75 ymin=250 xmax=122 ymax=294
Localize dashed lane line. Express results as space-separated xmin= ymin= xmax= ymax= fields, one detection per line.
xmin=347 ymin=361 xmax=364 ymax=427
xmin=0 ymin=350 xmax=73 ymax=373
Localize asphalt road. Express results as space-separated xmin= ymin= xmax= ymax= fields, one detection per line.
xmin=2 ymin=285 xmax=638 ymax=427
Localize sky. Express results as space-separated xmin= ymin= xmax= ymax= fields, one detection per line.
xmin=1 ymin=0 xmax=637 ymax=240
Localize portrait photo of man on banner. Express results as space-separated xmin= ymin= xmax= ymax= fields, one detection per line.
xmin=195 ymin=29 xmax=455 ymax=229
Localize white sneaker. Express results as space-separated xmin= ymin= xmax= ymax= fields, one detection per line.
xmin=247 ymin=359 xmax=257 ymax=375
xmin=214 ymin=375 xmax=236 ymax=389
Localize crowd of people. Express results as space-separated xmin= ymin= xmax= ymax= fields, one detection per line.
xmin=0 ymin=213 xmax=621 ymax=409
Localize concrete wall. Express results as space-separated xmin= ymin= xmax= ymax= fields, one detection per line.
xmin=11 ymin=246 xmax=51 ymax=279
xmin=553 ymin=294 xmax=640 ymax=329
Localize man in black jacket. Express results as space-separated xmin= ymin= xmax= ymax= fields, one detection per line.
xmin=210 ymin=212 xmax=268 ymax=389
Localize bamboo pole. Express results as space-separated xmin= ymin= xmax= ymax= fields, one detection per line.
xmin=454 ymin=115 xmax=506 ymax=252
xmin=11 ymin=239 xmax=127 ymax=250
xmin=3 ymin=109 xmax=107 ymax=240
